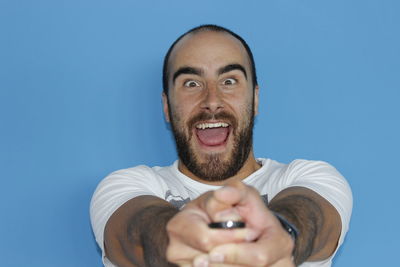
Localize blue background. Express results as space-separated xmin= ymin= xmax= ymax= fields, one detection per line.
xmin=1 ymin=0 xmax=399 ymax=266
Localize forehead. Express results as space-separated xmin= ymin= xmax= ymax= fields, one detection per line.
xmin=168 ymin=31 xmax=251 ymax=75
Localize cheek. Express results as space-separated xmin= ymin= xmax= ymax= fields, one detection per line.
xmin=233 ymin=98 xmax=254 ymax=125
xmin=172 ymin=94 xmax=202 ymax=119
xmin=169 ymin=101 xmax=190 ymax=126
xmin=230 ymin=94 xmax=252 ymax=112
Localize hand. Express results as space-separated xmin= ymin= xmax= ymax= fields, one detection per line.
xmin=166 ymin=190 xmax=255 ymax=266
xmin=205 ymin=181 xmax=295 ymax=267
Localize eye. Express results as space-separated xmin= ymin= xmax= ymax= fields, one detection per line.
xmin=184 ymin=80 xmax=201 ymax=87
xmin=222 ymin=78 xmax=237 ymax=86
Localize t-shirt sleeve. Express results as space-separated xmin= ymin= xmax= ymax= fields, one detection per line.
xmin=89 ymin=165 xmax=166 ymax=265
xmin=281 ymin=160 xmax=353 ymax=265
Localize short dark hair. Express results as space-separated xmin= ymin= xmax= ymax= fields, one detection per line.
xmin=162 ymin=24 xmax=258 ymax=95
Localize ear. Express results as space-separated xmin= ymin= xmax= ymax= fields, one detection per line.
xmin=254 ymin=85 xmax=260 ymax=116
xmin=162 ymin=92 xmax=171 ymax=122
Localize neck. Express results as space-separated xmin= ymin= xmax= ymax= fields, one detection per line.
xmin=178 ymin=150 xmax=261 ymax=185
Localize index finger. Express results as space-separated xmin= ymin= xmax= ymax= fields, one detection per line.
xmin=194 ymin=189 xmax=243 ymax=222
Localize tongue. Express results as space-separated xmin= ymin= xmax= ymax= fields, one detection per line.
xmin=196 ymin=127 xmax=229 ymax=146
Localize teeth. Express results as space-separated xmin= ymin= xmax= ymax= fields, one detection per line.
xmin=196 ymin=122 xmax=229 ymax=130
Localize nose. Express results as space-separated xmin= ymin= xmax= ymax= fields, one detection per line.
xmin=200 ymin=83 xmax=224 ymax=113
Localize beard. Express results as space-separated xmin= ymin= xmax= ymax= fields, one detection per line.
xmin=168 ymin=100 xmax=255 ymax=182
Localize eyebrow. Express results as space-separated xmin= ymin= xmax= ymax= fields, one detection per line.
xmin=218 ymin=64 xmax=247 ymax=79
xmin=172 ymin=63 xmax=248 ymax=85
xmin=172 ymin=66 xmax=203 ymax=84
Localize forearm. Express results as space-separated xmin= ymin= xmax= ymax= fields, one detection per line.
xmin=268 ymin=186 xmax=341 ymax=266
xmin=104 ymin=196 xmax=179 ymax=267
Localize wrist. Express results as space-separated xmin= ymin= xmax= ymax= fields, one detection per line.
xmin=273 ymin=211 xmax=299 ymax=242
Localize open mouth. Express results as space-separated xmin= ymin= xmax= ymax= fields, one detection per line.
xmin=195 ymin=122 xmax=231 ymax=147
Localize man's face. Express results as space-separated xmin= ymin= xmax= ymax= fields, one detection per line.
xmin=163 ymin=31 xmax=259 ymax=182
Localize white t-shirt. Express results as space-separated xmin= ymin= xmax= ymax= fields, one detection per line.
xmin=90 ymin=158 xmax=352 ymax=267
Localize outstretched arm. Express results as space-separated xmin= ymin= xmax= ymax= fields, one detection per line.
xmin=104 ymin=192 xmax=250 ymax=267
xmin=269 ymin=186 xmax=341 ymax=265
xmin=205 ymin=182 xmax=342 ymax=266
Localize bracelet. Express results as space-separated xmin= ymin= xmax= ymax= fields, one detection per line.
xmin=273 ymin=212 xmax=299 ymax=242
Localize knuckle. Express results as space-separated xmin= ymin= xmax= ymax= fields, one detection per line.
xmin=166 ymin=219 xmax=176 ymax=233
xmin=166 ymin=219 xmax=172 ymax=229
xmin=253 ymin=252 xmax=269 ymax=266
xmin=232 ymin=180 xmax=243 ymax=188
xmin=196 ymin=236 xmax=212 ymax=251
xmin=247 ymin=185 xmax=262 ymax=199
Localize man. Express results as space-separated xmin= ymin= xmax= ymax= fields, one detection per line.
xmin=90 ymin=24 xmax=352 ymax=267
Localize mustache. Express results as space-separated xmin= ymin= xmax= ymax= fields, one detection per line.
xmin=187 ymin=111 xmax=238 ymax=132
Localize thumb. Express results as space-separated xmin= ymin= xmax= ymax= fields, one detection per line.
xmin=213 ymin=182 xmax=246 ymax=205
